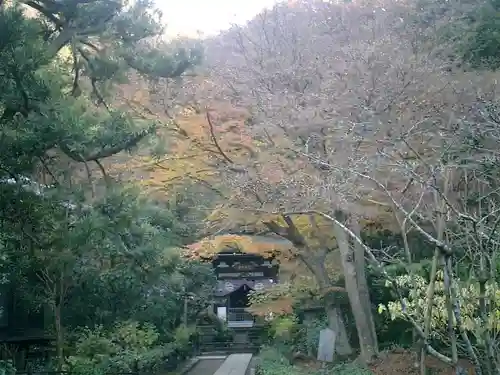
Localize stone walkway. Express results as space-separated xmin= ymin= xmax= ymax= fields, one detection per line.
xmin=213 ymin=354 xmax=253 ymax=375
xmin=184 ymin=357 xmax=225 ymax=375
xmin=186 ymin=354 xmax=253 ymax=375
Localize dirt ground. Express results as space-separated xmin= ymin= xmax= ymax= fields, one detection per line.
xmin=369 ymin=349 xmax=475 ymax=375
xmin=368 ymin=349 xmax=419 ymax=375
xmin=295 ymin=348 xmax=475 ymax=375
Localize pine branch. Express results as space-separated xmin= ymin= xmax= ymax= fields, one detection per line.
xmin=59 ymin=127 xmax=155 ymax=162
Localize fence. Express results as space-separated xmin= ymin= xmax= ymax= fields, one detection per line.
xmin=194 ymin=324 xmax=265 ymax=355
xmin=227 ymin=308 xmax=254 ymax=323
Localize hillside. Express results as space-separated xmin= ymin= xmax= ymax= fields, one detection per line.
xmin=100 ymin=0 xmax=500 ymax=238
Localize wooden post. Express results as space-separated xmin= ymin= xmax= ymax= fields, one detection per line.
xmin=133 ymin=358 xmax=139 ymax=375
xmin=183 ymin=296 xmax=188 ymax=325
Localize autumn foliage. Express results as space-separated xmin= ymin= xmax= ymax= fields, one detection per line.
xmin=65 ymin=0 xmax=500 ymax=370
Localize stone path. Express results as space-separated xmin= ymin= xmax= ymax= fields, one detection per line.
xmin=186 ymin=354 xmax=253 ymax=375
xmin=213 ymin=354 xmax=253 ymax=375
xmin=184 ymin=357 xmax=226 ymax=375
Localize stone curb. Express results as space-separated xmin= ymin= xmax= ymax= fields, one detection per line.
xmin=178 ymin=357 xmax=200 ymax=375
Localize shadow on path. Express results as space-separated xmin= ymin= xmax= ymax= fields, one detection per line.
xmin=184 ymin=354 xmax=253 ymax=375
xmin=185 ymin=358 xmax=225 ymax=375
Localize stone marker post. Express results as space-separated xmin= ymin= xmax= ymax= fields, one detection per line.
xmin=317 ymin=328 xmax=336 ymax=374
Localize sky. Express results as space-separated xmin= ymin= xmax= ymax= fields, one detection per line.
xmin=157 ymin=0 xmax=280 ymax=37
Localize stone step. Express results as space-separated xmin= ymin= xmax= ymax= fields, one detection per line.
xmin=197 ymin=343 xmax=261 ymax=350
xmin=199 ymin=348 xmax=259 ymax=356
xmin=198 ymin=346 xmax=260 ymax=356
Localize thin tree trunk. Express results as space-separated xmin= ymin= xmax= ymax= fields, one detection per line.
xmin=442 ymin=255 xmax=457 ymax=367
xmin=478 ymin=255 xmax=499 ymax=375
xmin=421 ymin=169 xmax=451 ymax=375
xmin=444 ymin=258 xmax=482 ymax=375
xmin=54 ymin=302 xmax=64 ymax=371
xmin=420 ymin=247 xmax=439 ymax=375
xmin=55 ymin=271 xmax=67 ymax=372
xmin=393 ymin=209 xmax=417 ymax=368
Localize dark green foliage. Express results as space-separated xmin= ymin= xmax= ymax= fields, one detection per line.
xmin=66 ymin=321 xmax=201 ymax=375
xmin=256 ymin=347 xmax=373 ymax=375
xmin=0 ymin=0 xmax=200 ymax=177
xmin=293 ymin=315 xmax=328 ymax=358
xmin=458 ymin=0 xmax=500 ymax=69
xmin=412 ymin=0 xmax=500 ymax=70
xmin=0 ymin=0 xmax=207 ymax=371
xmin=256 ymin=347 xmax=303 ymax=375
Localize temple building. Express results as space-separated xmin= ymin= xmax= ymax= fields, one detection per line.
xmin=211 ymin=249 xmax=280 ymax=327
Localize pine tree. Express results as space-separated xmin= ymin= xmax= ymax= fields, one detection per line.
xmin=0 ymin=1 xmax=203 ymax=369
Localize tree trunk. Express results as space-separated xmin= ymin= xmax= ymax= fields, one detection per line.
xmin=315 ymin=258 xmax=353 ymax=357
xmin=352 ymin=217 xmax=379 ymax=354
xmin=54 ymin=302 xmax=64 ymax=371
xmin=333 ymin=217 xmax=378 ymax=364
xmin=263 ymin=217 xmax=353 ymax=358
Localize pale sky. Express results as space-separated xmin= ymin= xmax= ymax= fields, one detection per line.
xmin=156 ymin=0 xmax=280 ymax=37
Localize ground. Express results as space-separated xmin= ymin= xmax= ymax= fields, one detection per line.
xmin=369 ymin=350 xmax=419 ymax=375
xmin=294 ymin=349 xmax=476 ymax=375
xmin=369 ymin=349 xmax=476 ymax=375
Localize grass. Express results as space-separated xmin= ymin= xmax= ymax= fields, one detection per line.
xmin=256 ymin=347 xmax=373 ymax=375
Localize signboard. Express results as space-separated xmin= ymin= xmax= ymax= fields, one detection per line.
xmin=233 ymin=261 xmax=258 ymax=271
xmin=218 ymin=271 xmax=265 ymax=279
xmin=317 ymin=328 xmax=336 ymax=363
xmin=213 ymin=255 xmax=279 ymax=279
xmin=216 ymin=267 xmax=278 ymax=278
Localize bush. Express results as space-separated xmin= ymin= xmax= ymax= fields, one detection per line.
xmin=293 ymin=315 xmax=327 ymax=357
xmin=134 ymin=325 xmax=199 ymax=373
xmin=257 ymin=347 xmax=374 ymax=375
xmin=67 ymin=321 xmax=163 ymax=375
xmin=0 ymin=360 xmax=16 ymax=375
xmin=256 ymin=347 xmax=303 ymax=375
xmin=66 ymin=321 xmax=200 ymax=375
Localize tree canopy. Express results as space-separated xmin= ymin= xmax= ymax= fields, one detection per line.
xmin=4 ymin=0 xmax=500 ymax=374
xmin=0 ymin=0 xmax=210 ymax=372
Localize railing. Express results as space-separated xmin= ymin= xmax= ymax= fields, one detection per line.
xmin=194 ymin=325 xmax=265 ymax=355
xmin=227 ymin=308 xmax=254 ymax=322
xmin=193 ymin=340 xmax=261 ymax=355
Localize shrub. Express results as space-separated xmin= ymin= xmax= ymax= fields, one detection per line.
xmin=293 ymin=316 xmax=327 ymax=357
xmin=0 ymin=360 xmax=16 ymax=375
xmin=257 ymin=347 xmax=374 ymax=375
xmin=256 ymin=347 xmax=303 ymax=375
xmin=66 ymin=321 xmax=160 ymax=374
xmin=378 ymin=271 xmax=500 ymax=341
xmin=328 ymin=363 xmax=373 ymax=375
